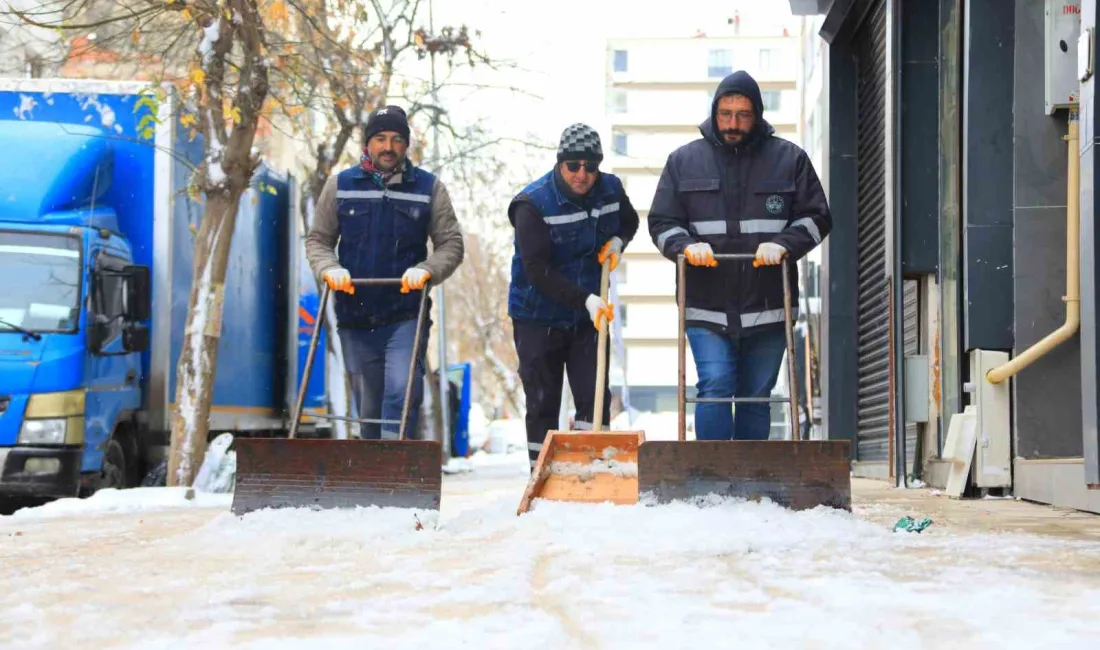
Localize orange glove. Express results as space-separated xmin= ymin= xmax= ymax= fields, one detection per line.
xmin=598 ymin=237 xmax=623 ymax=271
xmin=684 ymin=243 xmax=717 ymax=267
xmin=322 ymin=268 xmax=355 ymax=295
xmin=585 ymin=294 xmax=614 ymax=331
xmin=752 ymin=242 xmax=787 ymax=267
xmin=400 ymin=267 xmax=432 ymax=294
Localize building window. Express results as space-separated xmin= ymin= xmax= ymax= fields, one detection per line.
xmin=759 ymin=49 xmax=775 ymax=72
xmin=707 ymin=49 xmax=732 ymax=78
xmin=610 ymin=89 xmax=627 ymax=114
xmin=613 ymin=131 xmax=628 ymax=156
xmin=613 ymin=50 xmax=628 ymax=73
xmin=761 ymin=90 xmax=781 ymax=112
xmin=619 ymin=304 xmax=628 ymax=327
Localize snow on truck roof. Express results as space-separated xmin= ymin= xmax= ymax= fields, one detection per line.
xmin=0 ymin=77 xmax=162 ymax=98
xmin=0 ymin=121 xmax=115 ymax=224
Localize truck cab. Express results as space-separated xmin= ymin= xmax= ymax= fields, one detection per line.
xmin=0 ymin=186 xmax=151 ymax=500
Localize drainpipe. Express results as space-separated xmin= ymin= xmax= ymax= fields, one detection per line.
xmin=986 ymin=113 xmax=1080 ymax=384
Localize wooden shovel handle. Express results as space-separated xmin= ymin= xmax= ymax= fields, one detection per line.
xmin=593 ymin=258 xmax=611 ymax=432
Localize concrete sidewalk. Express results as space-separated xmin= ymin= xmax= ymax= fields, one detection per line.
xmin=851 ymin=478 xmax=1100 ymax=542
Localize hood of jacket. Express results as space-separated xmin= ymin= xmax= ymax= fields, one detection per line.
xmin=700 ymin=70 xmax=775 ymax=147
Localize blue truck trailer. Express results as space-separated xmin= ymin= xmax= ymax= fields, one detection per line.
xmin=0 ymin=78 xmax=328 ymax=502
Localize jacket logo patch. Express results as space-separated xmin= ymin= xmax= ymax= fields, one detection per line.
xmin=765 ymin=195 xmax=785 ymax=214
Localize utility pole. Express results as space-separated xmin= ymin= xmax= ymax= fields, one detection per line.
xmin=429 ymin=0 xmax=451 ymax=460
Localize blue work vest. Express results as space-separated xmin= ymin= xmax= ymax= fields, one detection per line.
xmin=334 ymin=164 xmax=435 ymax=328
xmin=508 ymin=170 xmax=623 ymax=326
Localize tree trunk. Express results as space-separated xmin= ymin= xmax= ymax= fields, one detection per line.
xmin=167 ymin=190 xmax=244 ymax=487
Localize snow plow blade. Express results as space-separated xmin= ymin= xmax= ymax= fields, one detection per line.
xmin=517 ymin=431 xmax=645 ymax=514
xmin=637 ymin=440 xmax=852 ymax=511
xmin=231 ymin=280 xmax=442 ymax=516
xmin=231 ymin=438 xmax=442 ymax=515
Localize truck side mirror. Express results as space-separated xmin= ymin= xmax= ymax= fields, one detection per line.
xmin=123 ymin=323 xmax=150 ymax=353
xmin=123 ymin=265 xmax=151 ymax=322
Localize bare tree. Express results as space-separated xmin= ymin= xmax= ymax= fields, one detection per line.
xmin=270 ymin=0 xmax=483 ymax=217
xmin=448 ymin=233 xmax=523 ymax=418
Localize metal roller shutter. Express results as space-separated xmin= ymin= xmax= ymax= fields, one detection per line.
xmin=854 ymin=0 xmax=889 ymax=463
xmin=902 ymin=279 xmax=919 ymax=472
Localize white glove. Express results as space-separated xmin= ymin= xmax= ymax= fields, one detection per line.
xmin=400 ymin=267 xmax=432 ymax=293
xmin=584 ymin=294 xmax=614 ymax=331
xmin=322 ymin=268 xmax=354 ymax=294
xmin=598 ymin=236 xmax=624 ymax=271
xmin=754 ymin=242 xmax=787 ymax=266
xmin=684 ymin=242 xmax=716 ymax=267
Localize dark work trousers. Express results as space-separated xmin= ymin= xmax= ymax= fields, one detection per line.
xmin=512 ymin=320 xmax=611 ymax=471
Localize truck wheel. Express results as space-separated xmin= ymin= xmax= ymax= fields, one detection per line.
xmin=101 ymin=431 xmax=140 ymax=490
xmin=101 ymin=439 xmax=128 ymax=490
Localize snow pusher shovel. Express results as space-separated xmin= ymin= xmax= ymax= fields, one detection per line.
xmin=517 ymin=258 xmax=645 ymax=515
xmin=231 ymin=279 xmax=441 ymax=515
xmin=637 ymin=253 xmax=851 ymax=511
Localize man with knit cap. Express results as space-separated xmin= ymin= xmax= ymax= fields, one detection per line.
xmin=306 ymin=105 xmax=464 ymax=440
xmin=648 ymin=70 xmax=832 ymax=441
xmin=507 ymin=123 xmax=640 ymax=471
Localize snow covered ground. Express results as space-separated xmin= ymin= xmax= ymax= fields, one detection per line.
xmin=3 ymin=450 xmax=1100 ymax=649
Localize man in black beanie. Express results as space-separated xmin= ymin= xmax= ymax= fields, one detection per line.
xmin=506 ymin=123 xmax=640 ymax=471
xmin=648 ymin=70 xmax=832 ymax=441
xmin=305 ymin=104 xmax=464 ymax=440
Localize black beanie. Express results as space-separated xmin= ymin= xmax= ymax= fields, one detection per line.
xmin=364 ymin=105 xmax=411 ymax=143
xmin=556 ymin=123 xmax=604 ymax=162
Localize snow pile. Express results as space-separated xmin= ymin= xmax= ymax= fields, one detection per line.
xmin=192 ymin=432 xmax=236 ymax=493
xmin=547 ymin=459 xmax=638 ymax=479
xmin=548 ymin=447 xmax=638 ymax=479
xmin=4 ymin=487 xmax=231 ymax=520
xmin=442 ymin=456 xmax=475 ymax=474
xmin=485 ymin=418 xmax=526 ymax=454
xmin=3 ymin=452 xmax=1100 ymax=649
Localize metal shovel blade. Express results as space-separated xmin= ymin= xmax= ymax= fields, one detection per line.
xmin=637 ymin=440 xmax=852 ymax=511
xmin=230 ymin=438 xmax=442 ymax=515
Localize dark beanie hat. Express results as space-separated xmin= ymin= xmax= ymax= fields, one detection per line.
xmin=556 ymin=123 xmax=603 ymax=162
xmin=364 ymin=105 xmax=411 ymax=142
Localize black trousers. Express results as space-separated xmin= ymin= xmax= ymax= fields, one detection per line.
xmin=512 ymin=320 xmax=611 ymax=470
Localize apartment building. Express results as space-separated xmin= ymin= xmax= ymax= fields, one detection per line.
xmin=604 ymin=16 xmax=803 ymax=417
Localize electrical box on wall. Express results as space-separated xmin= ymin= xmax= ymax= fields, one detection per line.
xmin=968 ymin=350 xmax=1012 ymax=489
xmin=1046 ymin=1 xmax=1083 ymax=114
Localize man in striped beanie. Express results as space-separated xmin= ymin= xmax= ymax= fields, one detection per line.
xmin=506 ymin=123 xmax=641 ymax=471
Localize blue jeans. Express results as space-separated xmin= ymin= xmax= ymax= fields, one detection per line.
xmin=338 ymin=318 xmax=428 ymax=440
xmin=686 ymin=325 xmax=788 ymax=441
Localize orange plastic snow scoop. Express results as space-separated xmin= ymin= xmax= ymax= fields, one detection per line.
xmin=517 ymin=259 xmax=645 ymax=515
xmin=232 ymin=279 xmax=441 ymax=515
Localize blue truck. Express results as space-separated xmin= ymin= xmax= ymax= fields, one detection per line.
xmin=0 ymin=78 xmax=329 ymax=503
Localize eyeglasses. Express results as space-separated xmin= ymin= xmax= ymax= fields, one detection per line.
xmin=564 ymin=160 xmax=599 ymax=173
xmin=717 ymin=110 xmax=755 ymax=123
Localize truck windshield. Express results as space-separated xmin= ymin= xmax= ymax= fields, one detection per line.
xmin=0 ymin=231 xmax=82 ymax=334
